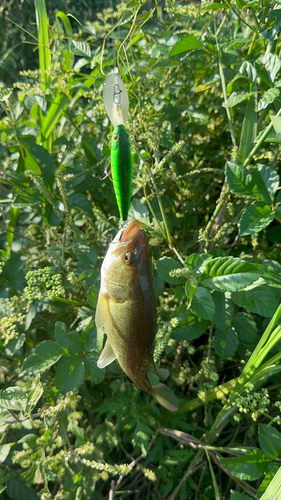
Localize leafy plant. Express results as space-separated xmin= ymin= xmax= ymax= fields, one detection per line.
xmin=1 ymin=0 xmax=281 ymax=498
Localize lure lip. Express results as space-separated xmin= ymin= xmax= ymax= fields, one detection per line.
xmin=103 ymin=73 xmax=129 ymax=127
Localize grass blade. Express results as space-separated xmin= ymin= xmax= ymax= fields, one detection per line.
xmin=34 ymin=0 xmax=51 ymax=91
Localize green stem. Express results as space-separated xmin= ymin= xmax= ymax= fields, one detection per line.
xmin=177 ymin=377 xmax=238 ymax=414
xmin=243 ymin=107 xmax=281 ymax=167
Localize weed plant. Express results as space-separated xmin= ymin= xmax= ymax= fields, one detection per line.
xmin=1 ymin=1 xmax=281 ymax=499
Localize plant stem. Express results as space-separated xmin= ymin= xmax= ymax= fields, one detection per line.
xmin=243 ymin=107 xmax=281 ymax=167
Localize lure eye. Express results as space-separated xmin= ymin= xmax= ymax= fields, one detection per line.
xmin=113 ymin=133 xmax=119 ymax=141
xmin=124 ymin=252 xmax=132 ymax=265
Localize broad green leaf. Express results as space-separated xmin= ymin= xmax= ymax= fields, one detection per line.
xmin=225 ymin=162 xmax=258 ymax=198
xmin=219 ymin=449 xmax=269 ymax=480
xmin=84 ymin=353 xmax=105 ymax=383
xmin=54 ymin=322 xmax=82 ymax=353
xmin=55 ymin=354 xmax=85 ymax=393
xmin=261 ymin=53 xmax=281 ymax=83
xmin=156 ymin=257 xmax=185 ymax=285
xmin=20 ymin=137 xmax=55 ymax=187
xmin=239 ymin=61 xmax=256 ymax=82
xmin=171 ymin=314 xmax=209 ymax=341
xmin=258 ymin=88 xmax=280 ymax=111
xmin=232 ymin=285 xmax=278 ymax=317
xmin=169 ymin=34 xmax=202 ymax=57
xmin=259 ymin=466 xmax=281 ymax=500
xmin=213 ymin=292 xmax=234 ymax=331
xmin=270 ymin=115 xmax=281 ymax=138
xmin=239 ymin=202 xmax=275 ymax=236
xmin=223 ymin=91 xmax=255 ymax=108
xmin=22 ymin=340 xmax=64 ymax=374
xmin=68 ymin=193 xmax=92 ymax=214
xmin=214 ymin=327 xmax=239 ymax=360
xmin=238 ymin=94 xmax=257 ymax=164
xmin=230 ymin=491 xmax=253 ymax=500
xmin=259 ymin=424 xmax=281 ymax=459
xmin=190 ymin=287 xmax=215 ymax=321
xmin=200 ymin=256 xmax=265 ymax=292
xmin=13 ymin=189 xmax=45 ymax=208
xmin=233 ymin=312 xmax=258 ymax=342
xmin=0 ymin=444 xmax=12 ymax=464
xmin=0 ymin=387 xmax=27 ymax=412
xmin=24 ymin=95 xmax=47 ymax=111
xmin=251 ymin=165 xmax=279 ymax=203
xmin=71 ymin=40 xmax=91 ymax=58
xmin=6 ymin=475 xmax=40 ymax=500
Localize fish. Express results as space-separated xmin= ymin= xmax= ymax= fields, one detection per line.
xmin=95 ymin=219 xmax=178 ymax=412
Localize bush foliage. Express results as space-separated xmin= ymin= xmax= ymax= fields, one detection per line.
xmin=1 ymin=0 xmax=281 ymax=498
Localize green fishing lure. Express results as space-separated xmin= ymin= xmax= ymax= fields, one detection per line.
xmin=103 ymin=74 xmax=132 ymax=221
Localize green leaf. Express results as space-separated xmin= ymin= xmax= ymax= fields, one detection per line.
xmin=200 ymin=256 xmax=265 ymax=292
xmin=230 ymin=491 xmax=253 ymax=500
xmin=171 ymin=314 xmax=209 ymax=341
xmin=238 ymin=94 xmax=257 ymax=164
xmin=55 ymin=354 xmax=85 ymax=393
xmin=239 ymin=202 xmax=275 ymax=236
xmin=22 ymin=340 xmax=64 ymax=374
xmin=233 ymin=312 xmax=258 ymax=342
xmin=71 ymin=40 xmax=91 ymax=58
xmin=13 ymin=189 xmax=45 ymax=208
xmin=6 ymin=474 xmax=40 ymax=500
xmin=258 ymin=88 xmax=280 ymax=111
xmin=225 ymin=162 xmax=258 ymax=199
xmin=232 ymin=285 xmax=278 ymax=317
xmin=20 ymin=137 xmax=55 ymax=187
xmin=190 ymin=287 xmax=215 ymax=321
xmin=261 ymin=53 xmax=281 ymax=83
xmin=0 ymin=444 xmax=12 ymax=464
xmin=156 ymin=257 xmax=185 ymax=285
xmin=214 ymin=327 xmax=239 ymax=360
xmin=251 ymin=165 xmax=279 ymax=203
xmin=54 ymin=322 xmax=82 ymax=353
xmin=270 ymin=115 xmax=281 ymax=138
xmin=34 ymin=0 xmax=51 ymax=91
xmin=0 ymin=387 xmax=27 ymax=412
xmin=213 ymin=292 xmax=234 ymax=331
xmin=259 ymin=466 xmax=281 ymax=500
xmin=84 ymin=353 xmax=105 ymax=384
xmin=41 ymin=93 xmax=69 ymax=140
xmin=259 ymin=424 xmax=281 ymax=458
xmin=68 ymin=193 xmax=92 ymax=214
xmin=169 ymin=34 xmax=202 ymax=57
xmin=219 ymin=449 xmax=269 ymax=481
xmin=223 ymin=91 xmax=255 ymax=108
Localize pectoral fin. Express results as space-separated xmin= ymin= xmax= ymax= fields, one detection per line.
xmin=95 ymin=292 xmax=109 ymax=329
xmin=97 ymin=339 xmax=117 ymax=368
xmin=151 ymin=383 xmax=178 ymax=412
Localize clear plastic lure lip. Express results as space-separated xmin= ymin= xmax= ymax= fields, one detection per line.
xmin=103 ymin=73 xmax=129 ymax=127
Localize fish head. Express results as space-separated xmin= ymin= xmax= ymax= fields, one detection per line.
xmin=100 ymin=220 xmax=151 ymax=301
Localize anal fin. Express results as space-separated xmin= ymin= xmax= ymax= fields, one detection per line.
xmin=156 ymin=368 xmax=169 ymax=380
xmin=151 ymin=383 xmax=178 ymax=412
xmin=97 ymin=339 xmax=117 ymax=369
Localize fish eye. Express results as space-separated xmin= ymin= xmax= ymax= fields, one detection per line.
xmin=113 ymin=133 xmax=119 ymax=141
xmin=124 ymin=252 xmax=132 ymax=265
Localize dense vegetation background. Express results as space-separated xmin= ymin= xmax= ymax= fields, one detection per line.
xmin=1 ymin=0 xmax=281 ymax=498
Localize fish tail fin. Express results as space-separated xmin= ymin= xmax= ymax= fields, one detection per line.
xmin=151 ymin=383 xmax=178 ymax=412
xmin=156 ymin=367 xmax=169 ymax=380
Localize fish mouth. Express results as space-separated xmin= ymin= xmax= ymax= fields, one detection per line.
xmin=111 ymin=219 xmax=146 ymax=257
xmin=121 ymin=220 xmax=142 ymax=241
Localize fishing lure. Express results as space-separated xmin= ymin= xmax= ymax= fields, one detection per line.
xmin=103 ymin=73 xmax=132 ymax=221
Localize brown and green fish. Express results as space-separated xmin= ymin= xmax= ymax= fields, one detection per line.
xmin=95 ymin=219 xmax=178 ymax=412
